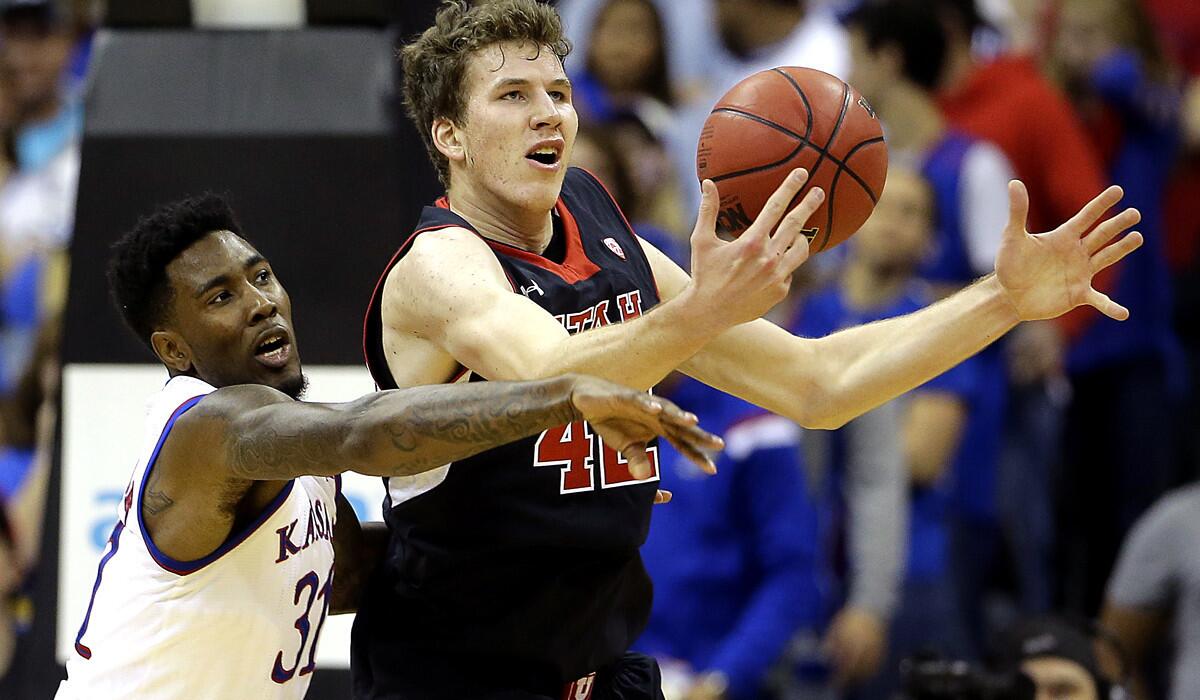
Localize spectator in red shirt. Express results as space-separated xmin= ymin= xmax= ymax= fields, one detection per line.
xmin=932 ymin=0 xmax=1111 ymax=630
xmin=936 ymin=0 xmax=1107 ymax=236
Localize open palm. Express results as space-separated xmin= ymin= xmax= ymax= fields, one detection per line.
xmin=996 ymin=181 xmax=1143 ymax=321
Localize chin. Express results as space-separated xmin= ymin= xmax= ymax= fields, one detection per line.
xmin=277 ymin=372 xmax=308 ymax=400
xmin=514 ymin=182 xmax=564 ymax=212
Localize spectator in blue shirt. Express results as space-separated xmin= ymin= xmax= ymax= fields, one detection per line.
xmin=793 ymin=165 xmax=980 ymax=698
xmin=1047 ymin=0 xmax=1183 ymax=616
xmin=637 ymin=375 xmax=822 ymax=700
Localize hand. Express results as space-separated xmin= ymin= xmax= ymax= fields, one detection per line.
xmin=823 ymin=606 xmax=887 ymax=687
xmin=995 ymin=181 xmax=1142 ymax=321
xmin=683 ymin=169 xmax=825 ymax=331
xmin=568 ymin=375 xmax=723 ymax=480
xmin=1006 ymin=320 xmax=1065 ymax=385
xmin=683 ymin=670 xmax=728 ymax=700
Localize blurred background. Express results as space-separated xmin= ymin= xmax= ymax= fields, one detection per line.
xmin=0 ymin=0 xmax=1196 ymax=698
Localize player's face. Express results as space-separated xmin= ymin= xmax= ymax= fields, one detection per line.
xmin=847 ymin=28 xmax=889 ymax=106
xmin=589 ymin=0 xmax=661 ymax=92
xmin=1021 ymin=658 xmax=1101 ymax=700
xmin=850 ymin=167 xmax=932 ymax=273
xmin=1052 ymin=0 xmax=1118 ymax=79
xmin=161 ymin=231 xmax=305 ymax=398
xmin=451 ymin=40 xmax=578 ymax=214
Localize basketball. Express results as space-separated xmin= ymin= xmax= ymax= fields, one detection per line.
xmin=696 ymin=67 xmax=888 ymax=252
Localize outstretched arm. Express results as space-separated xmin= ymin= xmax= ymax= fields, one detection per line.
xmin=655 ymin=182 xmax=1142 ymax=428
xmin=186 ymin=374 xmax=721 ymax=482
xmin=383 ymin=171 xmax=824 ymax=391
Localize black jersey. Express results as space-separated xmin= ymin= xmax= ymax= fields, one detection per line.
xmin=354 ymin=168 xmax=665 ymax=697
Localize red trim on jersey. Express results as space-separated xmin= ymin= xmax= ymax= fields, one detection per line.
xmin=439 ymin=192 xmax=602 ymax=285
xmin=361 ymin=223 xmax=466 ymax=386
xmin=576 ymin=166 xmax=664 ymax=301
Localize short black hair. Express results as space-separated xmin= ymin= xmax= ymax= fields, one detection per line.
xmin=933 ymin=0 xmax=986 ymax=36
xmin=107 ymin=193 xmax=243 ymax=349
xmin=846 ymin=0 xmax=947 ymax=91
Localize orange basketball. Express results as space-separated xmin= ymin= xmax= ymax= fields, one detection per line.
xmin=696 ymin=66 xmax=888 ymax=252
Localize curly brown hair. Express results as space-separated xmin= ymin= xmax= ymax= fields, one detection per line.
xmin=400 ymin=0 xmax=572 ymax=187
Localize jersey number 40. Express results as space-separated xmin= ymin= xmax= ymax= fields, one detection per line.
xmin=533 ymin=421 xmax=659 ymax=494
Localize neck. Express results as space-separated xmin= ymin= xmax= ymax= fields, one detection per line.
xmin=878 ymin=84 xmax=944 ymax=154
xmin=752 ymin=5 xmax=804 ymax=49
xmin=446 ymin=179 xmax=554 ymax=253
xmin=842 ymin=256 xmax=908 ymax=309
xmin=940 ymin=43 xmax=976 ymax=93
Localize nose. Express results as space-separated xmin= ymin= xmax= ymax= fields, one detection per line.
xmin=529 ymin=90 xmax=563 ymax=131
xmin=246 ymin=284 xmax=278 ymax=324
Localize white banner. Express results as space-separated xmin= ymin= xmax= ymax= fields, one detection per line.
xmin=57 ymin=363 xmax=388 ymax=668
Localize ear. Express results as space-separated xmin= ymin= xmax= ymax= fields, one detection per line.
xmin=880 ymin=44 xmax=906 ymax=81
xmin=150 ymin=330 xmax=193 ymax=374
xmin=431 ymin=117 xmax=467 ymax=165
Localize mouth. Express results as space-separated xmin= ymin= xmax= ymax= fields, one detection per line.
xmin=253 ymin=328 xmax=293 ymax=370
xmin=525 ymin=140 xmax=564 ymax=170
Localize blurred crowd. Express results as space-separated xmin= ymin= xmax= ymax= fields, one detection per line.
xmin=0 ymin=0 xmax=89 ymax=682
xmin=556 ymin=0 xmax=1200 ymax=698
xmin=0 ymin=0 xmax=1198 ymax=699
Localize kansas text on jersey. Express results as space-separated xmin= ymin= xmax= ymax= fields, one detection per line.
xmin=57 ymin=376 xmax=339 ymax=700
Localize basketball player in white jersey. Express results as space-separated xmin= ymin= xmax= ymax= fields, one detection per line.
xmin=55 ymin=194 xmax=720 ymax=700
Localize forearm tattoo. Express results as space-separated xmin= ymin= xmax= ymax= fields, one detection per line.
xmin=143 ymin=471 xmax=175 ymax=515
xmin=226 ymin=378 xmax=578 ymax=478
xmin=382 ymin=380 xmax=577 ymax=468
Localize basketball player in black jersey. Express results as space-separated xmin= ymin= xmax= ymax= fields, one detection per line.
xmin=354 ymin=2 xmax=1144 ymax=698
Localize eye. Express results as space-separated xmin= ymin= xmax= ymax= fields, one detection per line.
xmin=255 ymin=268 xmax=272 ymax=284
xmin=549 ymin=90 xmax=567 ymax=102
xmin=208 ymin=290 xmax=232 ymax=305
xmin=501 ymin=90 xmax=522 ymax=101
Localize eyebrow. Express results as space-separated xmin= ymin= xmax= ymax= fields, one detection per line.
xmin=193 ymin=253 xmax=267 ymax=298
xmin=492 ymin=77 xmax=572 ymax=90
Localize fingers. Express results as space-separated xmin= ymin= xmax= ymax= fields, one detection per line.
xmin=1082 ymin=207 xmax=1140 ymax=254
xmin=664 ymin=432 xmax=718 ymax=475
xmin=1063 ymin=184 xmax=1124 ymax=234
xmin=624 ymin=442 xmax=652 ymax=480
xmin=1003 ymin=180 xmax=1030 ymax=240
xmin=767 ymin=186 xmax=824 ymax=261
xmin=692 ymin=179 xmax=720 ymax=246
xmin=1086 ymin=287 xmax=1130 ymax=321
xmin=746 ymin=168 xmax=809 ymax=242
xmin=653 ymin=489 xmax=672 ymax=505
xmin=1090 ymin=230 xmax=1143 ymax=272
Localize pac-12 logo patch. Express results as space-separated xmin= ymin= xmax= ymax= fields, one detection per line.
xmin=603 ymin=237 xmax=626 ymax=260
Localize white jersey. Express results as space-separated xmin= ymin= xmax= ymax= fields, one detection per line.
xmin=58 ymin=376 xmax=339 ymax=700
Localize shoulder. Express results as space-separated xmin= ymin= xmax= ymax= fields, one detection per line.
xmin=386 ymin=226 xmax=509 ymax=292
xmin=961 ymin=140 xmax=1014 ymax=183
xmin=1135 ymin=485 xmax=1200 ymax=538
xmin=177 ymin=383 xmax=294 ymax=429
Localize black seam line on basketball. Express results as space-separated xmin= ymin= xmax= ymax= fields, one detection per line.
xmin=769 ymin=68 xmax=814 ymax=142
xmin=816 ymin=136 xmax=885 ymax=250
xmin=707 ymin=133 xmax=808 ymax=183
xmin=771 ymin=81 xmax=852 ymax=217
xmin=820 ymin=161 xmax=841 ymax=251
xmin=712 ymin=107 xmax=808 ymax=142
xmin=705 ymin=109 xmax=864 ymax=183
xmin=707 ymin=134 xmax=884 ymax=190
xmin=806 ymin=82 xmax=851 ymax=185
xmin=840 ymin=136 xmax=886 ymax=204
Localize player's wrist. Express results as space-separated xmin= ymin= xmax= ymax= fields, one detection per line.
xmin=667 ymin=285 xmax=734 ymax=338
xmin=977 ymin=273 xmax=1022 ymax=325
